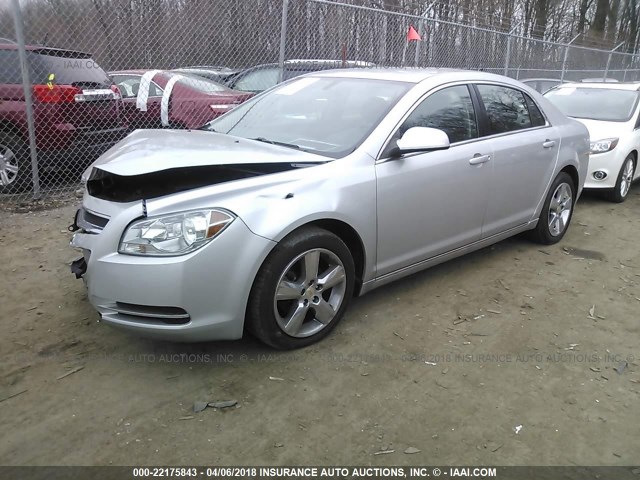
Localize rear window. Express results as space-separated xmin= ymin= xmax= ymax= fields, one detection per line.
xmin=170 ymin=73 xmax=228 ymax=93
xmin=29 ymin=53 xmax=112 ymax=86
xmin=0 ymin=50 xmax=23 ymax=83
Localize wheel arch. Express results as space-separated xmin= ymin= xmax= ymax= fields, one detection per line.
xmin=271 ymin=218 xmax=367 ymax=297
xmin=559 ymin=164 xmax=579 ymax=191
xmin=264 ymin=217 xmax=367 ymax=297
xmin=0 ymin=120 xmax=26 ymax=140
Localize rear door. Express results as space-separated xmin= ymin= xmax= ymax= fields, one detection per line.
xmin=473 ymin=83 xmax=559 ymax=237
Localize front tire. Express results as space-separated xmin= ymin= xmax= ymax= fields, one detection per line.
xmin=529 ymin=172 xmax=575 ymax=245
xmin=606 ymin=155 xmax=635 ymax=203
xmin=246 ymin=226 xmax=355 ymax=350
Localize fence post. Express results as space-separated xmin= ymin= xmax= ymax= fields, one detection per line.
xmin=414 ymin=1 xmax=435 ymax=67
xmin=560 ymin=34 xmax=580 ymax=82
xmin=278 ymin=0 xmax=290 ymax=83
xmin=604 ymin=42 xmax=624 ymax=80
xmin=10 ymin=0 xmax=40 ymax=199
xmin=414 ymin=20 xmax=424 ymax=66
xmin=503 ymin=28 xmax=516 ymax=77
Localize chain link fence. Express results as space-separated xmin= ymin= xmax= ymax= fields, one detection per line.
xmin=1 ymin=0 xmax=639 ymax=203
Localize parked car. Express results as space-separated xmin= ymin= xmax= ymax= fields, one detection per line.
xmin=172 ymin=67 xmax=238 ymax=85
xmin=544 ymin=82 xmax=640 ymax=202
xmin=581 ymin=78 xmax=619 ymax=83
xmin=521 ymin=78 xmax=565 ymax=93
xmin=70 ymin=69 xmax=588 ymax=349
xmin=225 ymin=59 xmax=376 ymax=94
xmin=0 ymin=43 xmax=127 ymax=193
xmin=109 ymin=70 xmax=251 ymax=130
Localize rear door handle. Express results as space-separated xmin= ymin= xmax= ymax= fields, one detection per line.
xmin=469 ymin=154 xmax=491 ymax=165
xmin=542 ymin=140 xmax=556 ymax=148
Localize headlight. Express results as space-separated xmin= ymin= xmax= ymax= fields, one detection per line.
xmin=81 ymin=165 xmax=93 ymax=184
xmin=119 ymin=209 xmax=235 ymax=256
xmin=589 ymin=138 xmax=618 ymax=154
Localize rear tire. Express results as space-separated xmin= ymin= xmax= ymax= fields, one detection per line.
xmin=0 ymin=131 xmax=31 ymax=195
xmin=606 ymin=155 xmax=635 ymax=203
xmin=246 ymin=226 xmax=355 ymax=350
xmin=528 ymin=172 xmax=575 ymax=245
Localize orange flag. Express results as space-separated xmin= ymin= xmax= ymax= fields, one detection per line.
xmin=407 ymin=25 xmax=422 ymax=41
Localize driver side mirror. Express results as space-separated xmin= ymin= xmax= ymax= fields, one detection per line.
xmin=393 ymin=127 xmax=450 ymax=156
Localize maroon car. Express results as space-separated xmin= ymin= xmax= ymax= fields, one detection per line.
xmin=110 ymin=70 xmax=252 ymax=130
xmin=0 ymin=43 xmax=127 ymax=193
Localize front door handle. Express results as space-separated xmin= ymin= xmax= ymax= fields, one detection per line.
xmin=542 ymin=140 xmax=556 ymax=148
xmin=469 ymin=154 xmax=491 ymax=165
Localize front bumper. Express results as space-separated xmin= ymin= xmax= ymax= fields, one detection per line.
xmin=70 ymin=208 xmax=275 ymax=342
xmin=583 ymin=149 xmax=622 ymax=190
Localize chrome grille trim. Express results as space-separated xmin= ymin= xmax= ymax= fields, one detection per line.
xmin=97 ymin=302 xmax=191 ymax=325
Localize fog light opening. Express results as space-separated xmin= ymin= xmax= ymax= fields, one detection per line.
xmin=593 ymin=171 xmax=607 ymax=181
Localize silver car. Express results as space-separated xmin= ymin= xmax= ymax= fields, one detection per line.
xmin=70 ymin=69 xmax=589 ymax=349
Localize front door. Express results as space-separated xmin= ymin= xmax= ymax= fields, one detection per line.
xmin=375 ymin=84 xmax=493 ymax=277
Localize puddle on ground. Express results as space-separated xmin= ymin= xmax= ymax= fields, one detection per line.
xmin=562 ymin=246 xmax=606 ymax=261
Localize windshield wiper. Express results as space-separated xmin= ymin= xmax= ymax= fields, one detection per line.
xmin=252 ymin=137 xmax=301 ymax=150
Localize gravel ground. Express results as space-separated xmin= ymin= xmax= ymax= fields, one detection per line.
xmin=1 ymin=187 xmax=639 ymax=466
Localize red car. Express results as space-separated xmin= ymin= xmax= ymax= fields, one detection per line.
xmin=110 ymin=70 xmax=252 ymax=130
xmin=0 ymin=43 xmax=127 ymax=193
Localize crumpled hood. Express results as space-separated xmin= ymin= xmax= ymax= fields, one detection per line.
xmin=572 ymin=118 xmax=630 ymax=142
xmin=92 ymin=128 xmax=325 ymax=176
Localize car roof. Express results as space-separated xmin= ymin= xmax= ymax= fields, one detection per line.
xmin=109 ymin=69 xmax=157 ymax=75
xmin=556 ymin=81 xmax=640 ymax=91
xmin=173 ymin=67 xmax=238 ymax=74
xmin=521 ymin=78 xmax=564 ymax=82
xmin=0 ymin=43 xmax=91 ymax=57
xmin=305 ymin=68 xmax=529 ymax=85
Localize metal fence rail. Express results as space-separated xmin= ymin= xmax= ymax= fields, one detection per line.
xmin=0 ymin=0 xmax=638 ymax=202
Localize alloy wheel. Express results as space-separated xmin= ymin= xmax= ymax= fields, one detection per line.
xmin=0 ymin=144 xmax=18 ymax=187
xmin=273 ymin=248 xmax=347 ymax=338
xmin=548 ymin=182 xmax=572 ymax=237
xmin=620 ymin=158 xmax=634 ymax=198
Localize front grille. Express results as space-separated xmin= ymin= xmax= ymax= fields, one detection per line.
xmin=78 ymin=207 xmax=109 ymax=233
xmin=98 ymin=302 xmax=190 ymax=325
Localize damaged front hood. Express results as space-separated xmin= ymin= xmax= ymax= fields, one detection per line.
xmin=92 ymin=129 xmax=325 ymax=176
xmin=87 ymin=129 xmax=329 ymax=202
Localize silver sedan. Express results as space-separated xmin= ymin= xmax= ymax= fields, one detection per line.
xmin=70 ymin=69 xmax=589 ymax=349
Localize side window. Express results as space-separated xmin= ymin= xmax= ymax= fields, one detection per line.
xmin=113 ymin=75 xmax=162 ymax=98
xmin=524 ymin=94 xmax=546 ymax=127
xmin=398 ymin=85 xmax=478 ymax=144
xmin=234 ymin=68 xmax=280 ymax=92
xmin=0 ymin=50 xmax=23 ymax=84
xmin=477 ymin=84 xmax=532 ymax=135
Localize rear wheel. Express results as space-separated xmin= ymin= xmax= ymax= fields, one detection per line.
xmin=528 ymin=172 xmax=575 ymax=245
xmin=246 ymin=226 xmax=355 ymax=350
xmin=0 ymin=131 xmax=31 ymax=195
xmin=606 ymin=155 xmax=635 ymax=203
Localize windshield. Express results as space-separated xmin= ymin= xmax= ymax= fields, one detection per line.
xmin=545 ymin=87 xmax=640 ymax=122
xmin=204 ymin=76 xmax=411 ymax=158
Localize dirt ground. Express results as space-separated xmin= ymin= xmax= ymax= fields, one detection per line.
xmin=1 ymin=186 xmax=639 ymax=467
